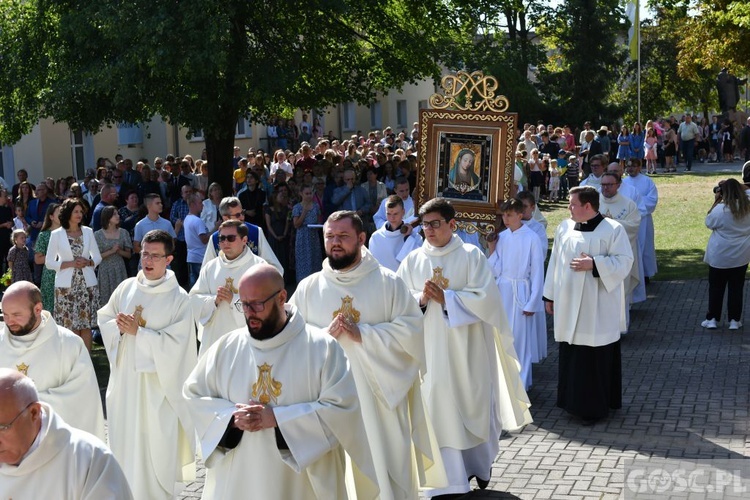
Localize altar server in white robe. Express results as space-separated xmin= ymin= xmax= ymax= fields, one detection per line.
xmin=544 ymin=187 xmax=633 ymax=424
xmin=607 ymin=162 xmax=646 ymax=303
xmin=98 ymin=229 xmax=197 ymax=500
xmin=600 ymin=172 xmax=642 ymax=330
xmin=368 ymin=194 xmax=422 ymax=272
xmin=397 ymin=198 xmax=532 ymax=498
xmin=0 ymin=369 xmax=133 ymax=499
xmin=290 ymin=211 xmax=447 ymax=500
xmin=184 ymin=264 xmax=377 ymax=499
xmin=372 ymin=177 xmax=416 ymax=229
xmin=189 ymin=220 xmax=266 ymax=355
xmin=201 ymin=197 xmax=282 ymax=274
xmin=516 ymin=191 xmax=549 ymax=362
xmin=0 ymin=282 xmax=104 ymax=440
xmin=622 ymin=159 xmax=658 ymax=279
xmin=487 ymin=199 xmax=545 ymax=391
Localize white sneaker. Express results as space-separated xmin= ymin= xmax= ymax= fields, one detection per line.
xmin=729 ymin=320 xmax=742 ymax=330
xmin=701 ymin=318 xmax=718 ymax=329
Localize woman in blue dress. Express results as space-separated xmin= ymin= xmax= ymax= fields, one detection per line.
xmin=617 ymin=125 xmax=632 ymax=167
xmin=629 ymin=122 xmax=645 ymax=160
xmin=292 ymin=185 xmax=322 ymax=284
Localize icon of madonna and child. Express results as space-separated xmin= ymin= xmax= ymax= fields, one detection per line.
xmin=444 ymin=146 xmax=485 ymax=201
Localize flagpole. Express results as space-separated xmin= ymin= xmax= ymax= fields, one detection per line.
xmin=637 ymin=0 xmax=641 ymax=124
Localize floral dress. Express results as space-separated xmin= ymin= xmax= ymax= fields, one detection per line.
xmin=54 ymin=235 xmax=99 ymax=330
xmin=7 ymin=246 xmax=32 ymax=283
xmin=34 ymin=230 xmax=56 ymax=312
xmin=95 ymin=228 xmax=132 ymax=306
xmin=291 ymin=203 xmax=322 ymax=283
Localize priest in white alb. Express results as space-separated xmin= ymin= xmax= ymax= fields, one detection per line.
xmin=600 ymin=171 xmax=642 ymax=329
xmin=201 ymin=196 xmax=282 ymax=274
xmin=98 ymin=229 xmax=197 ymax=500
xmin=544 ymin=186 xmax=633 ymax=424
xmin=0 ymin=281 xmax=104 ymax=440
xmin=0 ymin=369 xmax=133 ymax=499
xmin=368 ymin=194 xmax=422 ymax=272
xmin=487 ymin=199 xmax=545 ymax=391
xmin=397 ymin=198 xmax=532 ymax=498
xmin=290 ymin=211 xmax=446 ymax=500
xmin=184 ymin=264 xmax=377 ymax=499
xmin=622 ymin=159 xmax=658 ymax=280
xmin=189 ymin=219 xmax=266 ymax=355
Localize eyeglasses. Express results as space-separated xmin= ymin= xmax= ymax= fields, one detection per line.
xmin=225 ymin=211 xmax=243 ymax=219
xmin=0 ymin=402 xmax=34 ymax=432
xmin=600 ymin=183 xmax=618 ymax=187
xmin=218 ymin=234 xmax=238 ymax=243
xmin=140 ymin=252 xmax=167 ymax=261
xmin=234 ymin=290 xmax=283 ymax=313
xmin=420 ymin=219 xmax=448 ymax=229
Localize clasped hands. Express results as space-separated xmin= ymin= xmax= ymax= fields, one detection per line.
xmin=115 ymin=312 xmax=138 ymax=335
xmin=420 ymin=279 xmax=445 ymax=307
xmin=232 ymin=400 xmax=277 ymax=432
xmin=214 ymin=285 xmax=233 ymax=306
xmin=327 ymin=313 xmax=362 ymax=343
xmin=73 ymin=256 xmax=90 ymax=269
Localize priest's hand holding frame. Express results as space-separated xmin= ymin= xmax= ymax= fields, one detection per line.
xmin=233 ymin=402 xmax=277 ymax=432
xmin=545 ymin=301 xmax=554 ymax=315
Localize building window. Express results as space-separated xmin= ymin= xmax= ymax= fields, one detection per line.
xmin=189 ymin=128 xmax=204 ymax=142
xmin=117 ymin=122 xmax=143 ymax=145
xmin=397 ymin=100 xmax=408 ymax=129
xmin=370 ymin=101 xmax=382 ymax=130
xmin=342 ymin=102 xmax=356 ymax=132
xmin=418 ymin=100 xmax=428 ymax=110
xmin=236 ymin=116 xmax=252 ymax=138
xmin=71 ymin=130 xmax=86 ymax=179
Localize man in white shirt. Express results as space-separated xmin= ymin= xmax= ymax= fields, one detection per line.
xmin=183 ymin=191 xmax=209 ymax=288
xmin=0 ymin=369 xmax=133 ymax=499
xmin=677 ymin=114 xmax=700 ymax=171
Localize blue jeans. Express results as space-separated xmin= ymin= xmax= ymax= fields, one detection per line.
xmin=188 ymin=262 xmax=202 ymax=289
xmin=682 ymin=138 xmax=695 ymax=170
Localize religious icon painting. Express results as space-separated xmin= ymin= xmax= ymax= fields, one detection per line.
xmin=439 ymin=133 xmax=492 ymax=202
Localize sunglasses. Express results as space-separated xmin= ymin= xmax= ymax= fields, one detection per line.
xmin=218 ymin=234 xmax=238 ymax=242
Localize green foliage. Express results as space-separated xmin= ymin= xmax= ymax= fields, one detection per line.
xmin=610 ymin=0 xmax=719 ymax=123
xmin=0 ymin=0 xmax=456 ymax=192
xmin=679 ymin=1 xmax=750 ymax=76
xmin=533 ymin=0 xmax=627 ymax=125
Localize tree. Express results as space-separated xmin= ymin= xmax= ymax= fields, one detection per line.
xmin=679 ymin=1 xmax=750 ymax=76
xmin=610 ymin=0 xmax=718 ymax=123
xmin=533 ymin=0 xmax=627 ymax=126
xmin=0 ymin=0 xmax=456 ymax=194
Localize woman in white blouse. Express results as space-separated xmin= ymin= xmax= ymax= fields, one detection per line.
xmin=45 ymin=199 xmax=102 ymax=351
xmin=702 ymin=178 xmax=750 ymax=330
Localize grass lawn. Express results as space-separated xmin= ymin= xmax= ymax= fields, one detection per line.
xmin=538 ymin=171 xmax=729 ymax=280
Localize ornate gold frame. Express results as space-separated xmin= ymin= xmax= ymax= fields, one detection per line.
xmin=417 ymin=72 xmax=517 ymax=235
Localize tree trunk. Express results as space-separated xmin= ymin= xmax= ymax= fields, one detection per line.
xmin=205 ymin=130 xmax=236 ymax=198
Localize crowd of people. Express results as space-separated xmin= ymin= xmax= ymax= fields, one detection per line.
xmin=1 ymin=114 xmax=750 ymax=500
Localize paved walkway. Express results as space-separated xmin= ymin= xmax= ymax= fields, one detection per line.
xmin=178 ymin=279 xmax=749 ymax=498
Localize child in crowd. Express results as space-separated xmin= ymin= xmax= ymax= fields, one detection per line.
xmin=13 ymin=205 xmax=28 ymax=231
xmin=548 ymin=160 xmax=561 ymax=202
xmin=7 ymin=228 xmax=32 ymax=283
xmin=644 ymin=127 xmax=658 ymax=174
